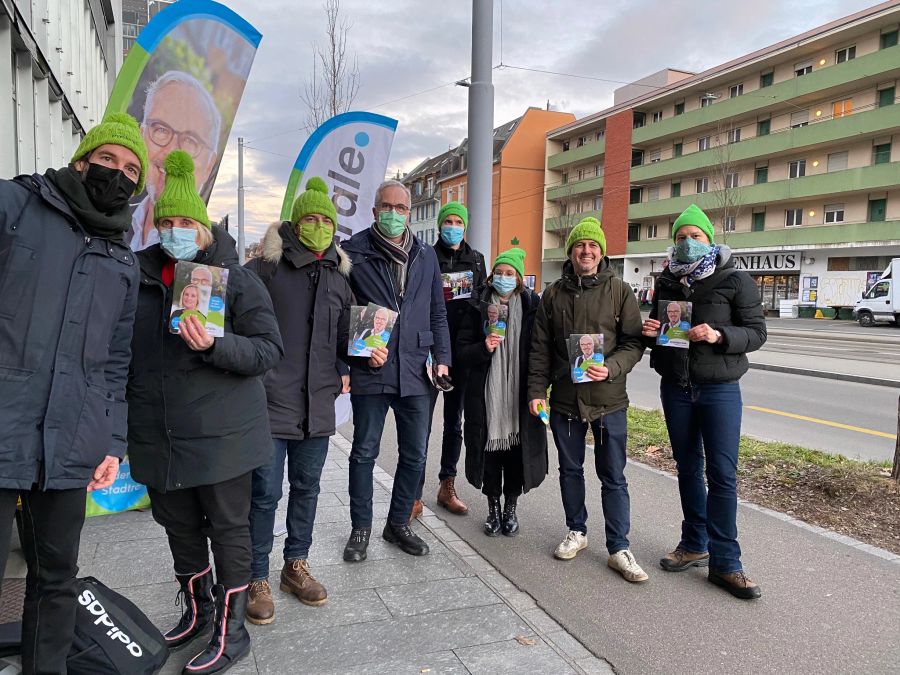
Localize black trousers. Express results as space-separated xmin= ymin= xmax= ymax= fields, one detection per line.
xmin=148 ymin=472 xmax=252 ymax=589
xmin=482 ymin=445 xmax=523 ymax=499
xmin=0 ymin=485 xmax=86 ymax=675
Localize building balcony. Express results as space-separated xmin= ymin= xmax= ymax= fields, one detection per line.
xmin=547 ymin=138 xmax=606 ymax=170
xmin=627 ymin=160 xmax=900 ymax=220
xmin=543 ymin=247 xmax=567 ymax=262
xmin=631 ymin=43 xmax=900 ymax=146
xmin=625 ymin=219 xmax=900 ymax=256
xmin=630 ymin=104 xmax=900 ymax=184
xmin=546 ymin=175 xmax=604 ymax=201
xmin=544 ymin=209 xmax=602 ymax=232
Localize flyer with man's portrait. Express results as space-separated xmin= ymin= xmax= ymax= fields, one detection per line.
xmin=568 ymin=334 xmax=605 ymax=383
xmin=482 ymin=302 xmax=508 ymax=341
xmin=169 ymin=262 xmax=228 ymax=337
xmin=349 ymin=303 xmax=398 ymax=356
xmin=657 ymin=300 xmax=692 ymax=348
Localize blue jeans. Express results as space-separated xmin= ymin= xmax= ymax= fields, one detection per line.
xmin=660 ymin=381 xmax=743 ymax=574
xmin=416 ymin=381 xmax=466 ymax=499
xmin=549 ymin=408 xmax=630 ymax=554
xmin=350 ymin=393 xmax=431 ymax=528
xmin=248 ymin=436 xmax=329 ymax=581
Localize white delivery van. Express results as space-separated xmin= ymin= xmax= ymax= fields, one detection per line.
xmin=853 ymin=258 xmax=900 ymax=327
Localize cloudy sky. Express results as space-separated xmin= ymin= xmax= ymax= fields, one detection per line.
xmin=205 ymin=0 xmax=880 ymax=242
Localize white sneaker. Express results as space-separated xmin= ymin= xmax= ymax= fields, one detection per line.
xmin=554 ymin=531 xmax=587 ymax=560
xmin=608 ymin=549 xmax=649 ymax=583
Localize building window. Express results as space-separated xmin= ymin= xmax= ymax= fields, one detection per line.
xmin=629 ymin=187 xmax=643 ymax=204
xmin=725 ymin=172 xmax=739 ymax=189
xmin=673 ymin=142 xmax=683 ymax=158
xmin=631 ymin=150 xmax=644 ymax=167
xmin=835 ymin=45 xmax=856 ymax=63
xmin=760 ymin=71 xmax=774 ymax=88
xmin=561 ymin=172 xmax=568 ymax=185
xmin=832 ymin=99 xmax=852 ymax=118
xmin=648 ymin=185 xmax=660 ymax=201
xmin=696 ymin=177 xmax=709 ymax=194
xmin=577 ymin=168 xmax=586 ymax=181
xmin=652 ymin=110 xmax=663 ymax=123
xmin=671 ymin=182 xmax=681 ymax=198
xmin=698 ymin=136 xmax=711 ymax=151
xmin=592 ymin=196 xmax=602 ymax=211
xmin=825 ymin=204 xmax=845 ymax=223
xmin=755 ymin=166 xmax=768 ymax=184
xmin=458 ymin=184 xmax=465 ymax=204
xmin=878 ymin=87 xmax=895 ymax=108
xmin=727 ymin=128 xmax=741 ymax=144
xmin=790 ymin=110 xmax=809 ymax=128
xmin=873 ymin=142 xmax=892 ymax=165
xmin=627 ymin=224 xmax=641 ymax=242
xmin=559 ymin=202 xmax=567 ymax=216
xmin=868 ymin=198 xmax=887 ymax=222
xmin=596 ymin=130 xmax=605 ymax=141
xmin=881 ymin=29 xmax=899 ymax=49
xmin=646 ymin=223 xmax=658 ymax=239
xmin=562 ymin=141 xmax=570 ymax=151
xmin=785 ymin=209 xmax=803 ymax=227
xmin=648 ymin=150 xmax=661 ymax=163
xmin=757 ymin=119 xmax=771 ymax=136
xmin=729 ymin=83 xmax=744 ymax=98
xmin=574 ymin=201 xmax=584 ymax=214
xmin=595 ymin=163 xmax=604 ymax=177
xmin=789 ymin=160 xmax=806 ymax=178
xmin=414 ymin=182 xmax=422 ymax=196
xmin=724 ymin=216 xmax=736 ymax=232
xmin=577 ymin=135 xmax=588 ymax=147
xmin=674 ymin=101 xmax=685 ymax=116
xmin=752 ymin=211 xmax=766 ymax=232
xmin=633 ymin=112 xmax=646 ymax=129
xmin=827 ymin=151 xmax=848 ymax=172
xmin=795 ymin=61 xmax=812 ymax=77
xmin=700 ymin=96 xmax=713 ymax=108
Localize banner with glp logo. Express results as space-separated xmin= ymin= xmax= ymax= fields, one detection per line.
xmin=280 ymin=112 xmax=399 ymax=239
xmin=105 ymin=0 xmax=262 ymax=251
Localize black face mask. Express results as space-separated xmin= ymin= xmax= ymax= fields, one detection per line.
xmin=82 ymin=163 xmax=137 ymax=213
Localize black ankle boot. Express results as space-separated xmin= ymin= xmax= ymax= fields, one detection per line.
xmin=484 ymin=497 xmax=502 ymax=536
xmin=382 ymin=522 xmax=430 ymax=556
xmin=501 ymin=497 xmax=519 ymax=537
xmin=182 ymin=584 xmax=251 ymax=674
xmin=343 ymin=527 xmax=371 ymax=562
xmin=165 ymin=566 xmax=215 ymax=650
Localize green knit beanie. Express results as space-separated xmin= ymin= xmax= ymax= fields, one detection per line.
xmin=565 ymin=217 xmax=607 ymax=255
xmin=71 ymin=113 xmax=149 ymax=194
xmin=438 ymin=201 xmax=468 ymax=229
xmin=291 ymin=177 xmax=338 ymax=225
xmin=672 ymin=204 xmax=715 ymax=243
xmin=153 ymin=150 xmax=210 ymax=227
xmin=492 ymin=247 xmax=526 ymax=278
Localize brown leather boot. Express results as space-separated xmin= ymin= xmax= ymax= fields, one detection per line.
xmin=280 ymin=559 xmax=328 ymax=606
xmin=245 ymin=579 xmax=274 ymax=625
xmin=437 ymin=477 xmax=468 ymax=515
xmin=409 ymin=499 xmax=424 ymax=523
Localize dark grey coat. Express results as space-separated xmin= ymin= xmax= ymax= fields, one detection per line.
xmin=127 ymin=227 xmax=283 ymax=492
xmin=0 ymin=174 xmax=139 ymax=490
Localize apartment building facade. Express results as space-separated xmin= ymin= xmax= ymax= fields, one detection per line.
xmin=402 ymin=150 xmax=451 ymax=246
xmin=1 ymin=0 xmax=122 ymax=179
xmin=543 ymin=1 xmax=900 ymax=311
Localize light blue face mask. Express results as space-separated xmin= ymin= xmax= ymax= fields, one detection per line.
xmin=674 ymin=237 xmax=712 ymax=263
xmin=440 ymin=225 xmax=465 ymax=247
xmin=492 ymin=275 xmax=517 ymax=296
xmin=160 ymin=226 xmax=199 ymax=261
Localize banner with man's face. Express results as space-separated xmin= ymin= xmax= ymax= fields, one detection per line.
xmin=105 ymin=0 xmax=262 ymax=251
xmin=281 ymin=112 xmax=398 ymax=239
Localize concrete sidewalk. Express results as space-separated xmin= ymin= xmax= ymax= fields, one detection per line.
xmin=73 ymin=436 xmax=612 ymax=675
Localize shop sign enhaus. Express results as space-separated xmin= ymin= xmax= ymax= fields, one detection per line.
xmin=733 ymin=253 xmax=799 ymax=271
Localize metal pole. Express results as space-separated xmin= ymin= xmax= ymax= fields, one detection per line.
xmin=237 ymin=136 xmax=246 ymax=265
xmin=466 ymin=0 xmax=494 ymax=258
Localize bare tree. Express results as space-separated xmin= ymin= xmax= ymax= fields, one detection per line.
xmin=709 ymin=121 xmax=745 ymax=244
xmin=301 ymin=0 xmax=360 ymax=132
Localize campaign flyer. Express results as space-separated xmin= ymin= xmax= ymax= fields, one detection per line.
xmin=656 ymin=300 xmax=692 ymax=348
xmin=568 ymin=333 xmax=605 ymax=383
xmin=442 ymin=270 xmax=475 ymax=300
xmin=349 ymin=303 xmax=398 ymax=356
xmin=169 ymin=262 xmax=228 ymax=337
xmin=483 ymin=302 xmax=508 ymax=341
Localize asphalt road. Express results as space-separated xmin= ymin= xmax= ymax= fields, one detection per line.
xmin=338 ymin=403 xmax=900 ymax=675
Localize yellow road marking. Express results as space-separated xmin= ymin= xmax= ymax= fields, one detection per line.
xmin=745 ymin=405 xmax=897 ymax=440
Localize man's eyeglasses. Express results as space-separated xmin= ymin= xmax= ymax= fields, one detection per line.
xmin=379 ymin=202 xmax=409 ymax=216
xmin=145 ymin=119 xmax=211 ymax=159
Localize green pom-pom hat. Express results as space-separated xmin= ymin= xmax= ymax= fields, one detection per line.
xmin=565 ymin=217 xmax=607 ymax=256
xmin=671 ymin=204 xmax=715 ymax=243
xmin=291 ymin=177 xmax=338 ymax=226
xmin=71 ymin=113 xmax=149 ymax=194
xmin=492 ymin=247 xmax=526 ymax=278
xmin=153 ymin=150 xmax=210 ymax=227
xmin=438 ymin=201 xmax=468 ymax=229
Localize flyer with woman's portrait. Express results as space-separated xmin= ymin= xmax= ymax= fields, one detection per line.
xmin=568 ymin=334 xmax=605 ymax=383
xmin=657 ymin=300 xmax=692 ymax=348
xmin=349 ymin=303 xmax=398 ymax=356
xmin=482 ymin=302 xmax=508 ymax=341
xmin=169 ymin=262 xmax=229 ymax=337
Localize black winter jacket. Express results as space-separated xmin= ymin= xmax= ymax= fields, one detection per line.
xmin=0 ymin=174 xmax=139 ymax=490
xmin=648 ymin=248 xmax=767 ymax=386
xmin=127 ymin=227 xmax=283 ymax=492
xmin=458 ymin=287 xmax=548 ymax=494
xmin=434 ymin=238 xmax=487 ymax=368
xmin=246 ymin=221 xmax=358 ymax=440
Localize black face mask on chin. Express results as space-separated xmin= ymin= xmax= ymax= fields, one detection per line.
xmin=83 ymin=163 xmax=137 ymax=213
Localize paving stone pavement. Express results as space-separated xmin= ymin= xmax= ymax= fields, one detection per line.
xmin=78 ymin=436 xmax=613 ymax=674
